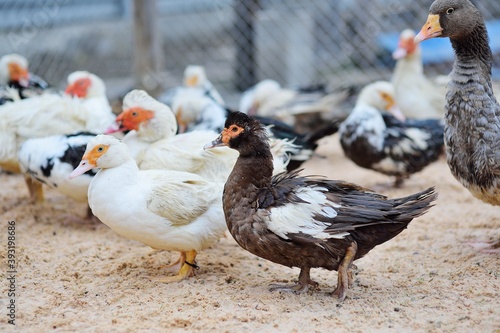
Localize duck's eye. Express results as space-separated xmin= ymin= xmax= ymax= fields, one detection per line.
xmin=131 ymin=112 xmax=138 ymax=117
xmin=446 ymin=8 xmax=454 ymax=14
xmin=231 ymin=126 xmax=239 ymax=132
xmin=97 ymin=146 xmax=104 ymax=152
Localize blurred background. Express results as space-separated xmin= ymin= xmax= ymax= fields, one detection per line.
xmin=0 ymin=0 xmax=499 ymax=109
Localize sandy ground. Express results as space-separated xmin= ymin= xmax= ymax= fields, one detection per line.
xmin=0 ymin=133 xmax=498 ymax=333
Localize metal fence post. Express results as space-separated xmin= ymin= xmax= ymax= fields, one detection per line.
xmin=133 ymin=0 xmax=163 ymax=96
xmin=233 ymin=0 xmax=260 ymax=91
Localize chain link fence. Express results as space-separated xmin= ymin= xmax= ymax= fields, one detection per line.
xmin=0 ymin=0 xmax=499 ymax=108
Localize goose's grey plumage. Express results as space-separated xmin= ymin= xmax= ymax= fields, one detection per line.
xmin=416 ymin=0 xmax=500 ymax=206
xmin=416 ymin=0 xmax=499 ymax=251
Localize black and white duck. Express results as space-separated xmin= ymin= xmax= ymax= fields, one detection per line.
xmin=415 ymin=0 xmax=500 ymax=252
xmin=204 ymin=111 xmax=437 ymax=301
xmin=339 ymin=81 xmax=444 ymax=187
xmin=17 ymin=131 xmax=98 ymax=220
xmin=0 ymin=53 xmax=49 ymax=104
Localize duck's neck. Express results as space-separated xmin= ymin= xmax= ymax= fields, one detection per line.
xmin=232 ymin=150 xmax=274 ymax=187
xmin=226 ymin=136 xmax=275 ymax=199
xmin=139 ymin=119 xmax=173 ymax=143
xmin=450 ymin=24 xmax=493 ymax=88
xmin=94 ymin=159 xmax=139 ymax=187
xmin=394 ymin=51 xmax=423 ymax=78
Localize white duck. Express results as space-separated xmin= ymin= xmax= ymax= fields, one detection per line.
xmin=157 ymin=64 xmax=224 ymax=127
xmin=183 ymin=65 xmax=224 ymax=105
xmin=0 ymin=70 xmax=114 ymax=201
xmin=171 ymin=90 xmax=227 ymax=133
xmin=169 ymin=86 xmax=211 ymax=133
xmin=106 ymin=90 xmax=292 ymax=182
xmin=70 ymin=134 xmax=227 ymax=281
xmin=239 ymin=79 xmax=348 ymax=130
xmin=167 ymin=65 xmax=225 ymax=133
xmin=391 ymin=29 xmax=446 ymax=119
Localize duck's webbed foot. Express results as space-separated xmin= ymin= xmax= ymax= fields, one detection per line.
xmin=269 ymin=267 xmax=318 ymax=294
xmin=331 ymin=241 xmax=358 ymax=301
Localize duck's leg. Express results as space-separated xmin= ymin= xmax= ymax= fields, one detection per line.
xmin=175 ymin=111 xmax=187 ymax=134
xmin=269 ymin=267 xmax=318 ymax=293
xmin=394 ymin=175 xmax=411 ymax=188
xmin=24 ymin=175 xmax=44 ymax=203
xmin=149 ymin=250 xmax=197 ymax=283
xmin=347 ymin=263 xmax=358 ymax=287
xmin=83 ymin=205 xmax=101 ymax=224
xmin=331 ymin=241 xmax=357 ymax=301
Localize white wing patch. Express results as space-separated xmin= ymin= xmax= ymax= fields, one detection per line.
xmin=263 ymin=186 xmax=348 ymax=240
xmin=321 ymin=206 xmax=337 ymax=218
xmin=340 ymin=104 xmax=386 ymax=150
xmin=385 ymin=128 xmax=430 ymax=156
xmin=372 ymin=157 xmax=406 ymax=173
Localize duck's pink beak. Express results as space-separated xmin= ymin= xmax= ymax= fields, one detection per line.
xmin=69 ymin=159 xmax=94 ymax=179
xmin=104 ymin=123 xmax=120 ymax=134
xmin=388 ymin=105 xmax=406 ymax=122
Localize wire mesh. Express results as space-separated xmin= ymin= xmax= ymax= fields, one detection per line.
xmin=0 ymin=0 xmax=499 ymax=108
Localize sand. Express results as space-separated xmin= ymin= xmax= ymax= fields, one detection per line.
xmin=0 ymin=133 xmax=498 ymax=333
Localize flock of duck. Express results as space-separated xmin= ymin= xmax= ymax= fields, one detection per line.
xmin=1 ymin=0 xmax=498 ymax=301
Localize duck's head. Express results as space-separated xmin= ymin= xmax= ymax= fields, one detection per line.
xmin=0 ymin=53 xmax=30 ymax=87
xmin=183 ymin=65 xmax=207 ymax=88
xmin=392 ymin=29 xmax=420 ymax=60
xmin=204 ymin=111 xmax=268 ymax=153
xmin=356 ymin=81 xmax=406 ymax=121
xmin=113 ymin=106 xmax=155 ymax=132
xmin=70 ymin=134 xmax=131 ymax=178
xmin=105 ymin=89 xmax=177 ymax=139
xmin=415 ymin=0 xmax=483 ymax=43
xmin=65 ymin=71 xmax=106 ymax=99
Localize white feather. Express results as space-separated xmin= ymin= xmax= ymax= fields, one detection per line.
xmin=263 ymin=186 xmax=348 ymax=240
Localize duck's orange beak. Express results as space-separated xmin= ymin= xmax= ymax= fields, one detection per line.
xmin=415 ymin=14 xmax=443 ymax=43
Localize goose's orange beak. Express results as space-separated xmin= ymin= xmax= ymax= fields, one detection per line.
xmin=415 ymin=14 xmax=442 ymax=43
